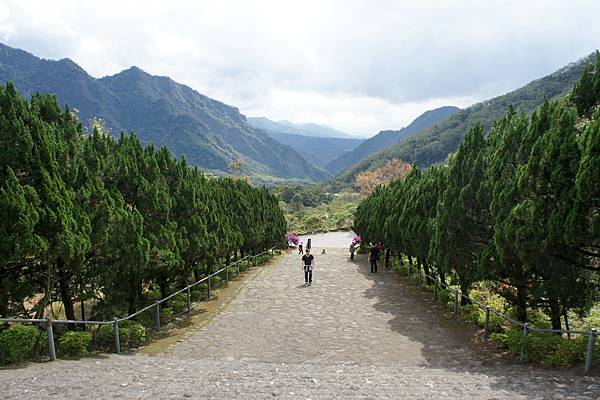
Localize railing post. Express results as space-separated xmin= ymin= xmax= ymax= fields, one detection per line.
xmin=226 ymin=265 xmax=229 ymax=284
xmin=453 ymin=289 xmax=459 ymax=314
xmin=155 ymin=301 xmax=161 ymax=330
xmin=237 ymin=261 xmax=240 ymax=276
xmin=483 ymin=305 xmax=491 ymax=341
xmin=433 ymin=278 xmax=438 ymax=301
xmin=585 ymin=328 xmax=597 ymax=372
xmin=417 ymin=267 xmax=421 ymax=288
xmin=407 ymin=263 xmax=410 ymax=279
xmin=520 ymin=322 xmax=529 ymax=362
xmin=207 ymin=275 xmax=211 ymax=299
xmin=187 ymin=286 xmax=192 ymax=313
xmin=46 ymin=317 xmax=56 ymax=361
xmin=113 ymin=318 xmax=121 ymax=354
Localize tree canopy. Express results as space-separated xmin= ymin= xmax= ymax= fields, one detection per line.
xmin=354 ymin=56 xmax=600 ymax=328
xmin=0 ymin=82 xmax=286 ymax=320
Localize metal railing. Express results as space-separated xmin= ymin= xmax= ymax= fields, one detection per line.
xmin=0 ymin=248 xmax=277 ymax=360
xmin=403 ymin=262 xmax=598 ymax=372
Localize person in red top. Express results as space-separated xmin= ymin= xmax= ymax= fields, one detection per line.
xmin=301 ymin=249 xmax=314 ymax=286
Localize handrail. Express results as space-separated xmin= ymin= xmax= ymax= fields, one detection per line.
xmin=404 ymin=261 xmax=598 ymax=372
xmin=0 ymin=247 xmax=278 ymax=359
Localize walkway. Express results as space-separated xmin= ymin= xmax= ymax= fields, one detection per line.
xmin=1 ymin=242 xmax=598 ymax=399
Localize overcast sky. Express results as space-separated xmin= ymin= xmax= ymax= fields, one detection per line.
xmin=1 ymin=1 xmax=599 ymax=136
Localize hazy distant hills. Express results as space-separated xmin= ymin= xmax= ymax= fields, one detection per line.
xmin=324 ymin=106 xmax=460 ymax=175
xmin=330 ymin=52 xmax=596 ymax=190
xmin=248 ymin=117 xmax=356 ymax=138
xmin=262 ymin=132 xmax=364 ymax=168
xmin=0 ymin=42 xmax=328 ymax=183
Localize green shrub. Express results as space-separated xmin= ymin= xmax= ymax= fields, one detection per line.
xmin=541 ymin=337 xmax=584 ymax=368
xmin=491 ymin=331 xmax=510 ymax=348
xmin=525 ymin=333 xmax=564 ymax=363
xmin=210 ymin=276 xmax=222 ymax=287
xmin=94 ymin=324 xmax=115 ymax=351
xmin=191 ymin=284 xmax=208 ymax=301
xmin=0 ymin=325 xmax=42 ymax=364
xmin=58 ymin=331 xmax=92 ymax=358
xmin=583 ymin=306 xmax=600 ymax=329
xmin=437 ymin=288 xmax=454 ymax=310
xmin=160 ymin=307 xmax=173 ymax=320
xmin=94 ymin=320 xmax=146 ymax=351
xmin=169 ymin=297 xmax=188 ymax=314
xmin=495 ymin=328 xmax=589 ymax=368
xmin=119 ymin=320 xmax=147 ymax=348
xmin=462 ymin=304 xmax=482 ymax=324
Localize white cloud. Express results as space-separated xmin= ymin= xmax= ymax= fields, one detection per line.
xmin=1 ymin=0 xmax=599 ymax=135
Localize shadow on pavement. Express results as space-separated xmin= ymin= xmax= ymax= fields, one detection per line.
xmin=352 ymin=252 xmax=600 ymax=397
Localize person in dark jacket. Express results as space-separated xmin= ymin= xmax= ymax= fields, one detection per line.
xmin=301 ymin=249 xmax=314 ymax=286
xmin=369 ymin=244 xmax=380 ymax=273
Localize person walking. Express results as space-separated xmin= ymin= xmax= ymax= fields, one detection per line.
xmin=369 ymin=244 xmax=380 ymax=273
xmin=302 ymin=249 xmax=314 ymax=286
xmin=306 ymin=238 xmax=312 ymax=251
xmin=349 ymin=242 xmax=355 ymax=260
xmin=298 ymin=242 xmax=303 ymax=254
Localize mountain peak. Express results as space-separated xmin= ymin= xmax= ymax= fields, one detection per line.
xmin=112 ymin=65 xmax=150 ymax=78
xmin=0 ymin=41 xmax=328 ymax=184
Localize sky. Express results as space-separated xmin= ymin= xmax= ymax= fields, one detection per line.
xmin=1 ymin=1 xmax=599 ymax=137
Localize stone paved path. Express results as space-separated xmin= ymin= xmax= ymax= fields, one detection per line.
xmin=1 ymin=245 xmax=599 ymax=399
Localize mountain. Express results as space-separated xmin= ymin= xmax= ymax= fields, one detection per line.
xmin=324 ymin=106 xmax=460 ymax=175
xmin=330 ymin=53 xmax=596 ymax=190
xmin=0 ymin=42 xmax=328 ymax=183
xmin=265 ymin=132 xmax=363 ymax=168
xmin=248 ymin=116 xmax=356 ymax=138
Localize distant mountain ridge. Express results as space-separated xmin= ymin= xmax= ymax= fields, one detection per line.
xmin=324 ymin=106 xmax=460 ymax=175
xmin=331 ymin=52 xmax=597 ymax=190
xmin=248 ymin=116 xmax=356 ymax=138
xmin=264 ymin=132 xmax=364 ymax=168
xmin=0 ymin=42 xmax=328 ymax=183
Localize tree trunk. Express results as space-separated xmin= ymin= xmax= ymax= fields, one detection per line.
xmin=128 ymin=275 xmax=139 ymax=316
xmin=56 ymin=259 xmax=76 ymax=325
xmin=549 ymin=297 xmax=562 ymax=332
xmin=80 ymin=276 xmax=85 ymax=322
xmin=159 ymin=279 xmax=169 ymax=307
xmin=459 ymin=279 xmax=472 ymax=306
xmin=514 ymin=284 xmax=528 ymax=322
xmin=407 ymin=255 xmax=413 ymax=266
xmin=439 ymin=268 xmax=446 ymax=288
xmin=385 ymin=249 xmax=391 ymax=270
xmin=562 ymin=306 xmax=571 ymax=339
xmin=0 ymin=278 xmax=8 ymax=317
xmin=421 ymin=257 xmax=433 ymax=285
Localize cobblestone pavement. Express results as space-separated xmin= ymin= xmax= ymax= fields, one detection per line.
xmin=1 ymin=247 xmax=599 ymax=399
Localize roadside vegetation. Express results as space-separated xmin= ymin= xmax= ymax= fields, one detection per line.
xmin=355 ymin=53 xmax=600 ymax=368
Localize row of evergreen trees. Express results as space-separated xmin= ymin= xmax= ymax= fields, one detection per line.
xmin=354 ymin=54 xmax=600 ymax=329
xmin=0 ymin=82 xmax=286 ymax=320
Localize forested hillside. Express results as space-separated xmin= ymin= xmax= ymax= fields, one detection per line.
xmin=333 ymin=53 xmax=596 ymax=189
xmin=324 ymin=106 xmax=459 ymax=175
xmin=0 ymin=82 xmax=286 ymax=320
xmin=0 ymin=43 xmax=327 ymax=183
xmin=354 ymin=53 xmax=600 ymax=333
